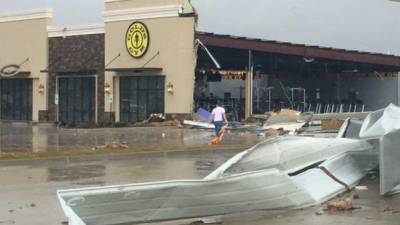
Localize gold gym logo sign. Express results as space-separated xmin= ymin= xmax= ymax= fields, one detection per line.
xmin=126 ymin=21 xmax=150 ymax=58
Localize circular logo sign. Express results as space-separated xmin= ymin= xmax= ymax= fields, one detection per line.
xmin=126 ymin=22 xmax=150 ymax=58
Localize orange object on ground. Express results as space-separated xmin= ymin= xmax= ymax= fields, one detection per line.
xmin=209 ymin=124 xmax=228 ymax=146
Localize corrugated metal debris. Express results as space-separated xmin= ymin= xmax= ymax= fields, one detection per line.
xmin=58 ymin=104 xmax=400 ymax=225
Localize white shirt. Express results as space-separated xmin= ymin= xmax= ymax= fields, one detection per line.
xmin=211 ymin=106 xmax=225 ymax=122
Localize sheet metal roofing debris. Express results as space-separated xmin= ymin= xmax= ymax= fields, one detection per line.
xmin=183 ymin=120 xmax=215 ymax=129
xmin=58 ymin=104 xmax=400 ymax=225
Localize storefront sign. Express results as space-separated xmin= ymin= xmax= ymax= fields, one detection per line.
xmin=126 ymin=22 xmax=150 ymax=58
xmin=0 ymin=64 xmax=20 ymax=77
xmin=54 ymin=94 xmax=59 ymax=105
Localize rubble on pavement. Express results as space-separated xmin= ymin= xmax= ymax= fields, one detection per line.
xmin=93 ymin=142 xmax=129 ymax=150
xmin=324 ymin=196 xmax=357 ymax=211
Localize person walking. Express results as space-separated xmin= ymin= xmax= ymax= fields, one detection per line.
xmin=210 ymin=100 xmax=228 ymax=137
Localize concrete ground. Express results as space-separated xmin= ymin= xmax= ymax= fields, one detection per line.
xmin=1 ymin=148 xmax=400 ymax=225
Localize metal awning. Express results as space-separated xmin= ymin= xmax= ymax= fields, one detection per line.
xmin=41 ymin=67 xmax=163 ymax=75
xmin=41 ymin=69 xmax=99 ymax=75
xmin=104 ymin=67 xmax=163 ymax=73
xmin=0 ymin=71 xmax=31 ymax=78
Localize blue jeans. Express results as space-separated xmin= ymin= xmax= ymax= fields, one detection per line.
xmin=214 ymin=121 xmax=223 ymax=136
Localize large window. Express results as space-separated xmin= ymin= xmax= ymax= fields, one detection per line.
xmin=58 ymin=77 xmax=96 ymax=125
xmin=0 ymin=78 xmax=32 ymax=121
xmin=120 ymin=76 xmax=165 ymax=123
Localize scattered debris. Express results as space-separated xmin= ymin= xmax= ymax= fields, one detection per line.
xmin=250 ymin=109 xmax=302 ymax=125
xmin=94 ymin=142 xmax=129 ymax=150
xmin=147 ymin=113 xmax=166 ymax=123
xmin=382 ymin=206 xmax=400 ymax=213
xmin=383 ymin=207 xmax=393 ymax=212
xmin=134 ymin=114 xmax=184 ymax=128
xmin=57 ymin=105 xmax=400 ymax=225
xmin=196 ymin=107 xmax=211 ymax=121
xmin=264 ymin=128 xmax=286 ymax=137
xmin=324 ymin=197 xmax=358 ymax=211
xmin=188 ymin=221 xmax=206 ymax=225
xmin=352 ymin=193 xmax=360 ymax=199
xmin=315 ymin=209 xmax=324 ymax=216
xmin=264 ymin=122 xmax=305 ymax=135
xmin=187 ymin=218 xmax=222 ymax=225
xmin=321 ymin=119 xmax=345 ymax=131
xmin=184 ymin=120 xmax=214 ymax=129
xmin=355 ymin=186 xmax=368 ymax=190
xmin=148 ymin=120 xmax=182 ymax=127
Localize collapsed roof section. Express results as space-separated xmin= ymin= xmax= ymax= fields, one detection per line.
xmin=57 ymin=104 xmax=400 ymax=225
xmin=58 ymin=137 xmax=375 ymax=225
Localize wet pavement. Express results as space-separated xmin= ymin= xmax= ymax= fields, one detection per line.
xmin=0 ymin=149 xmax=240 ymax=225
xmin=0 ymin=122 xmax=263 ymax=152
xmin=1 ymin=149 xmax=400 ymax=225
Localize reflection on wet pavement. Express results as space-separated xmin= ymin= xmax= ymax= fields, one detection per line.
xmin=0 ymin=122 xmax=262 ymax=152
xmin=47 ymin=164 xmax=106 ymax=182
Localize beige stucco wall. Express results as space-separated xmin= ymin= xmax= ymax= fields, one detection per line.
xmin=105 ymin=0 xmax=184 ymax=11
xmin=0 ymin=16 xmax=50 ymax=121
xmin=105 ymin=0 xmax=196 ymax=120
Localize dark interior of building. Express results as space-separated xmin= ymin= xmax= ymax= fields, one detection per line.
xmin=195 ymin=33 xmax=400 ymax=121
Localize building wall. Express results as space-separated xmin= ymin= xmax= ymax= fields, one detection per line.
xmin=104 ymin=0 xmax=196 ymax=121
xmin=105 ymin=0 xmax=184 ymax=11
xmin=0 ymin=10 xmax=52 ymax=121
xmin=47 ymin=34 xmax=107 ymax=123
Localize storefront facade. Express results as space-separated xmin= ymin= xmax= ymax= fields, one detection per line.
xmin=0 ymin=9 xmax=51 ymax=122
xmin=0 ymin=0 xmax=196 ymax=125
xmin=1 ymin=1 xmax=400 ymax=125
xmin=104 ymin=0 xmax=196 ymax=123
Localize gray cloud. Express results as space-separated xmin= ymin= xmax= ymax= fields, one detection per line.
xmin=1 ymin=0 xmax=399 ymax=55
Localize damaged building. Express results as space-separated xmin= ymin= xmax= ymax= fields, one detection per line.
xmin=0 ymin=0 xmax=399 ymax=126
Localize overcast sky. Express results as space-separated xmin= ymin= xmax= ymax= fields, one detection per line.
xmin=1 ymin=0 xmax=400 ymax=55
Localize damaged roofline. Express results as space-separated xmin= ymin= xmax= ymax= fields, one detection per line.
xmin=196 ymin=32 xmax=400 ymax=68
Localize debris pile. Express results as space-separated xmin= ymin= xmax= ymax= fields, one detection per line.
xmin=137 ymin=114 xmax=183 ymax=128
xmin=324 ymin=197 xmax=359 ymax=212
xmin=148 ymin=120 xmax=182 ymax=128
xmin=94 ymin=142 xmax=129 ymax=150
xmin=383 ymin=207 xmax=400 ymax=214
xmin=321 ymin=118 xmax=345 ymax=130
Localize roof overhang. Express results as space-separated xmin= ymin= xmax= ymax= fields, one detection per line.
xmin=196 ymin=32 xmax=400 ymax=68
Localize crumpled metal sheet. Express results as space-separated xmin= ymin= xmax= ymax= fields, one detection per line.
xmin=206 ymin=136 xmax=373 ymax=179
xmin=58 ymin=170 xmax=316 ymax=225
xmin=58 ymin=136 xmax=375 ymax=225
xmin=337 ymin=118 xmax=363 ymax=139
xmin=360 ymin=103 xmax=400 ymax=139
xmin=60 ymin=104 xmax=400 ymax=225
xmin=379 ymin=131 xmax=400 ymax=195
xmin=357 ymin=104 xmax=400 ymax=195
